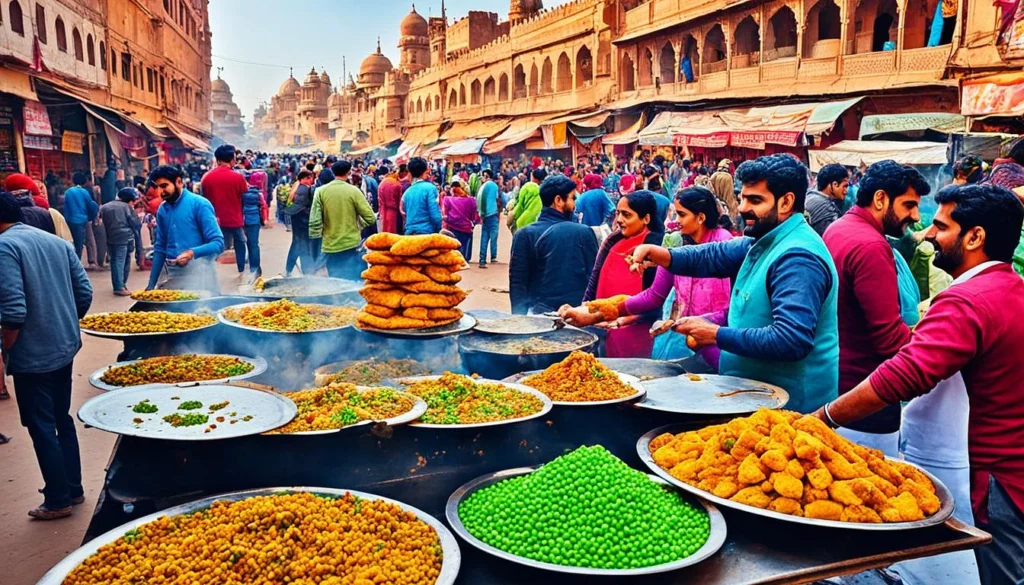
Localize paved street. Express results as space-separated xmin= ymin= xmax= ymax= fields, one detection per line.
xmin=0 ymin=221 xmax=513 ymax=585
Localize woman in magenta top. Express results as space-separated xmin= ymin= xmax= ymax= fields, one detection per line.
xmin=441 ymin=179 xmax=479 ymax=264
xmin=561 ymin=191 xmax=664 ymax=358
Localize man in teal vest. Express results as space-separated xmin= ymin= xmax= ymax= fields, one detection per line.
xmin=630 ymin=154 xmax=839 ymax=413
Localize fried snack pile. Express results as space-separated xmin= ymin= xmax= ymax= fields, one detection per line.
xmin=61 ymin=492 xmax=444 ymax=585
xmin=357 ymin=234 xmax=467 ymax=330
xmin=221 ymin=299 xmax=357 ymax=332
xmin=315 ymin=358 xmax=430 ymax=386
xmin=585 ymin=295 xmax=629 ymax=321
xmin=648 ymin=409 xmax=941 ymax=523
xmin=269 ymin=384 xmax=419 ymax=434
xmin=522 ymin=351 xmax=638 ymax=402
xmin=80 ymin=311 xmax=216 ymax=334
xmin=100 ymin=355 xmax=254 ymax=387
xmin=403 ymin=372 xmax=545 ymax=425
xmin=129 ymin=290 xmax=201 ymax=302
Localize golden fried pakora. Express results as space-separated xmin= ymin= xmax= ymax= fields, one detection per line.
xmin=390 ymin=234 xmax=461 ymax=256
xmin=423 ymin=265 xmax=462 ymax=284
xmin=362 ymin=304 xmax=397 ymax=318
xmin=357 ymin=312 xmax=430 ymax=330
xmin=403 ymin=307 xmax=430 ymax=320
xmin=427 ymin=250 xmax=466 ymax=266
xmin=361 ymin=265 xmax=429 ymax=284
xmin=363 ymin=251 xmax=431 ymax=266
xmin=400 ymin=291 xmax=467 ymax=308
xmin=365 ymin=232 xmax=403 ymax=251
xmin=402 ymin=280 xmax=463 ymax=294
xmin=359 ymin=287 xmax=405 ymax=309
xmin=585 ymin=294 xmax=629 ymax=321
xmin=427 ymin=307 xmax=463 ymax=321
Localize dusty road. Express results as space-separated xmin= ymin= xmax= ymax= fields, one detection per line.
xmin=0 ymin=220 xmax=513 ymax=584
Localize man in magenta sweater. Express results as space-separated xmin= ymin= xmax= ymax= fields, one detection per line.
xmin=822 ymin=161 xmax=930 ymax=455
xmin=815 ymin=184 xmax=1024 ymax=585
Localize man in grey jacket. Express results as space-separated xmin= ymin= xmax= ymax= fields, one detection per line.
xmin=0 ymin=191 xmax=93 ymax=520
xmin=100 ymin=188 xmax=142 ymax=296
xmin=805 ymin=164 xmax=850 ymax=236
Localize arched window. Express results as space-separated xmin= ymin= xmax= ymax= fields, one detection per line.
xmin=459 ymin=83 xmax=465 ymax=106
xmin=540 ymin=57 xmax=553 ymax=94
xmin=903 ymin=0 xmax=952 ymax=49
xmin=72 ymin=28 xmax=83 ymax=61
xmin=9 ymin=1 xmax=24 ymax=36
xmin=638 ymin=47 xmax=654 ymax=86
xmin=425 ymin=96 xmax=431 ymax=112
xmin=483 ymin=77 xmax=496 ymax=104
xmin=34 ymin=3 xmax=46 ymax=43
xmin=803 ymin=0 xmax=841 ymax=58
xmin=575 ymin=46 xmax=593 ymax=88
xmin=766 ymin=7 xmax=798 ymax=61
xmin=416 ymin=97 xmax=422 ymax=113
xmin=470 ymin=79 xmax=481 ymax=105
xmin=434 ymin=95 xmax=440 ymax=110
xmin=702 ymin=24 xmax=727 ymax=74
xmin=733 ymin=16 xmax=761 ymax=67
xmin=556 ymin=52 xmax=572 ymax=92
xmin=498 ymin=73 xmax=509 ymax=101
xmin=514 ymin=64 xmax=527 ymax=99
xmin=620 ymin=53 xmax=636 ymax=92
xmin=681 ymin=34 xmax=700 ymax=82
xmin=99 ymin=41 xmax=106 ymax=69
xmin=86 ymin=34 xmax=94 ymax=65
xmin=55 ymin=16 xmax=67 ymax=52
xmin=448 ymin=88 xmax=457 ymax=108
xmin=852 ymin=0 xmax=898 ymax=53
xmin=659 ymin=43 xmax=676 ymax=83
xmin=529 ymin=63 xmax=539 ymax=96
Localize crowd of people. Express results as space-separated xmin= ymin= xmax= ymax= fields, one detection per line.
xmin=1 ymin=139 xmax=1024 ymax=585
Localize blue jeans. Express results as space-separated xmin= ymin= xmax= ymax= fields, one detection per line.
xmin=222 ymin=226 xmax=246 ymax=272
xmin=479 ymin=214 xmax=499 ymax=265
xmin=324 ymin=248 xmax=366 ymax=281
xmin=286 ymin=219 xmax=314 ymax=275
xmin=452 ymin=229 xmax=472 ymax=263
xmin=69 ymin=222 xmax=88 ymax=261
xmin=131 ymin=224 xmax=143 ymax=266
xmin=109 ymin=241 xmax=134 ymax=292
xmin=976 ymin=476 xmax=1024 ymax=585
xmin=244 ymin=224 xmax=261 ymax=273
xmin=12 ymin=363 xmax=82 ymax=509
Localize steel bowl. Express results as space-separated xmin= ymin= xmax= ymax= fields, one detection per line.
xmin=502 ymin=370 xmax=647 ymax=406
xmin=234 ymin=276 xmax=362 ymax=305
xmin=458 ymin=327 xmax=599 ymax=381
xmin=36 ymin=487 xmax=461 ymax=585
xmin=88 ymin=354 xmax=268 ymax=392
xmin=266 ymin=387 xmax=428 ymax=436
xmin=636 ymin=373 xmax=790 ymax=415
xmin=637 ymin=424 xmax=955 ymax=530
xmin=473 ymin=315 xmax=562 ymax=336
xmin=396 ymin=375 xmax=554 ymax=429
xmin=217 ymin=301 xmax=357 ymax=334
xmin=446 ymin=466 xmax=726 ymax=576
xmin=79 ymin=312 xmax=220 ymax=340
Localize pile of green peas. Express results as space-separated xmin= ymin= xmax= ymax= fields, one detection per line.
xmin=458 ymin=445 xmax=711 ymax=570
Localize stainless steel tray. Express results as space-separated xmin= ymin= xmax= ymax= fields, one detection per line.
xmin=473 ymin=315 xmax=562 ymax=335
xmin=356 ymin=314 xmax=477 ymax=340
xmin=596 ymin=357 xmax=688 ymax=380
xmin=88 ymin=354 xmax=268 ymax=392
xmin=396 ymin=375 xmax=554 ymax=429
xmin=217 ymin=301 xmax=356 ymax=334
xmin=637 ymin=424 xmax=955 ymax=531
xmin=36 ymin=486 xmax=461 ymax=585
xmin=636 ymin=373 xmax=789 ymax=415
xmin=77 ymin=384 xmax=297 ymax=441
xmin=313 ymin=358 xmax=432 ymax=387
xmin=268 ymin=387 xmax=428 ymax=436
xmin=446 ymin=466 xmax=726 ymax=576
xmin=80 ymin=312 xmax=219 ymax=340
xmin=129 ymin=290 xmax=213 ymax=303
xmin=502 ymin=370 xmax=647 ymax=406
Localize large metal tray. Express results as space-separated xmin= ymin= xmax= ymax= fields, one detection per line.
xmin=636 ymin=373 xmax=789 ymax=415
xmin=597 ymin=357 xmax=688 ymax=380
xmin=637 ymin=424 xmax=956 ymax=531
xmin=77 ymin=384 xmax=297 ymax=441
xmin=217 ymin=301 xmax=357 ymax=334
xmin=80 ymin=312 xmax=219 ymax=340
xmin=267 ymin=387 xmax=428 ymax=436
xmin=356 ymin=314 xmax=477 ymax=340
xmin=36 ymin=486 xmax=461 ymax=585
xmin=473 ymin=315 xmax=562 ymax=336
xmin=502 ymin=370 xmax=647 ymax=406
xmin=446 ymin=466 xmax=726 ymax=576
xmin=88 ymin=354 xmax=268 ymax=392
xmin=396 ymin=375 xmax=554 ymax=429
xmin=313 ymin=358 xmax=432 ymax=387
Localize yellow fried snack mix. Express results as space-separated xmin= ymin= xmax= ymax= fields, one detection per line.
xmin=521 ymin=351 xmax=637 ymax=402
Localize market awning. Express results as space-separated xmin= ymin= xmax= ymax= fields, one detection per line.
xmin=962 ymin=72 xmax=1024 ymax=118
xmin=0 ymin=68 xmax=37 ymax=101
xmin=394 ymin=141 xmax=420 ymax=164
xmin=859 ymin=113 xmax=967 ymax=138
xmin=165 ymin=120 xmax=212 ymax=152
xmin=441 ymin=118 xmax=509 ymax=141
xmin=440 ymin=138 xmax=486 ymax=157
xmin=603 ymin=114 xmax=647 ymax=146
xmin=482 ymin=114 xmax=556 ymax=154
xmin=807 ymin=140 xmax=948 ymax=171
xmin=348 ymin=143 xmax=385 ymax=156
xmin=80 ymin=103 xmax=129 ymax=136
xmin=404 ymin=123 xmax=442 ymax=144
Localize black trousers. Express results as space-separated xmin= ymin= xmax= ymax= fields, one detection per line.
xmin=12 ymin=362 xmax=82 ymax=509
xmin=976 ymin=476 xmax=1024 ymax=585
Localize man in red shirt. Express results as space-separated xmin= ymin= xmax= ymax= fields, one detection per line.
xmin=200 ymin=145 xmax=249 ymax=277
xmin=815 ymin=184 xmax=1024 ymax=585
xmin=822 ymin=161 xmax=929 ymax=455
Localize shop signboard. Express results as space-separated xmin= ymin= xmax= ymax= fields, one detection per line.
xmin=23 ymin=100 xmax=52 ymax=136
xmin=61 ymin=130 xmax=86 ymax=154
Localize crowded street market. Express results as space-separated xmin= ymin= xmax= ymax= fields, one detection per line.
xmin=2 ymin=0 xmax=1024 ymax=584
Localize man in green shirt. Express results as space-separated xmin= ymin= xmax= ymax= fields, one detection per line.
xmin=309 ymin=160 xmax=376 ymax=281
xmin=510 ymin=168 xmax=546 ymax=230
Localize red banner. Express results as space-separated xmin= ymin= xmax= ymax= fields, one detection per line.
xmin=23 ymin=100 xmax=52 ymax=136
xmin=673 ymin=130 xmax=802 ymax=149
xmin=673 ymin=132 xmax=730 ymax=148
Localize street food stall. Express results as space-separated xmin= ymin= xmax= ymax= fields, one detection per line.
xmin=43 ymin=234 xmax=990 ymax=585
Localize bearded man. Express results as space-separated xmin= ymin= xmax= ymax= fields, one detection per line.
xmin=629 ymin=154 xmax=839 ymax=413
xmin=146 ymin=165 xmax=225 ymax=293
xmin=819 ymin=160 xmax=930 ymax=455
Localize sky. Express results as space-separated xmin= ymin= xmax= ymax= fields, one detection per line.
xmin=209 ymin=0 xmax=572 ymax=123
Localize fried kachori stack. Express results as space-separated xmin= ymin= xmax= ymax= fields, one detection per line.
xmin=358 ymin=234 xmax=468 ymax=329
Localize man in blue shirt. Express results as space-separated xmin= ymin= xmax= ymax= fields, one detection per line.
xmin=477 ymin=169 xmax=501 ymax=268
xmin=630 ymin=154 xmax=839 ymax=413
xmin=401 ymin=157 xmax=442 ymax=235
xmin=577 ymin=173 xmax=614 ymax=227
xmin=0 ymin=191 xmax=93 ymax=520
xmin=62 ymin=171 xmax=99 ymax=264
xmin=146 ymin=165 xmax=225 ymax=293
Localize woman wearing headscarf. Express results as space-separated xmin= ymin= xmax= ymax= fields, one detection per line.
xmin=4 ymin=173 xmax=48 ymax=209
xmin=441 ymin=179 xmax=479 ymax=265
xmin=559 ymin=191 xmax=665 ymax=358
